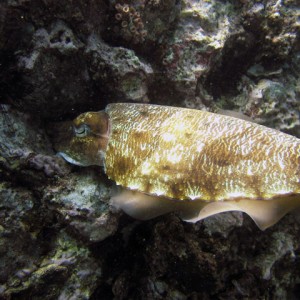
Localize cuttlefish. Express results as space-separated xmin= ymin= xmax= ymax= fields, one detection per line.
xmin=56 ymin=103 xmax=300 ymax=230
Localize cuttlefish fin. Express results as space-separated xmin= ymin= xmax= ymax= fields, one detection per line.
xmin=216 ymin=109 xmax=260 ymax=123
xmin=110 ymin=189 xmax=175 ymax=220
xmin=180 ymin=196 xmax=300 ymax=230
xmin=110 ymin=190 xmax=300 ymax=230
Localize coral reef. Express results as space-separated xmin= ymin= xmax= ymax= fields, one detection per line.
xmin=244 ymin=78 xmax=300 ymax=136
xmin=0 ymin=0 xmax=300 ymax=298
xmin=85 ymin=34 xmax=153 ymax=103
xmin=114 ymin=1 xmax=147 ymax=44
xmin=155 ymin=0 xmax=239 ymax=102
xmin=0 ymin=105 xmax=118 ymax=298
xmin=107 ymin=0 xmax=181 ymax=47
xmin=14 ymin=20 xmax=94 ymax=119
xmin=44 ymin=168 xmax=119 ymax=243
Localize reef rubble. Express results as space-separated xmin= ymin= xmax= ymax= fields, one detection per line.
xmin=0 ymin=0 xmax=300 ymax=298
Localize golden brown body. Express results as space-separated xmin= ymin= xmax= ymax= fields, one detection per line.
xmin=56 ymin=103 xmax=300 ymax=229
xmin=106 ymin=103 xmax=300 ymax=201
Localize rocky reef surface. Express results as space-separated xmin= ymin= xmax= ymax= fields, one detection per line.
xmin=0 ymin=0 xmax=300 ymax=299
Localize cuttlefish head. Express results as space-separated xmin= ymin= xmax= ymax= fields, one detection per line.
xmin=55 ymin=111 xmax=110 ymax=166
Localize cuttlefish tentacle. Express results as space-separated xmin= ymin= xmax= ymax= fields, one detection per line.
xmin=55 ymin=103 xmax=300 ymax=230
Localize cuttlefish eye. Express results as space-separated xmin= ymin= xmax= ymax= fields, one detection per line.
xmin=56 ymin=103 xmax=300 ymax=230
xmin=74 ymin=124 xmax=90 ymax=137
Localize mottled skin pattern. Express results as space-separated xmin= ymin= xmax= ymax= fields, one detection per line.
xmin=105 ymin=103 xmax=300 ymax=201
xmin=54 ymin=103 xmax=300 ymax=228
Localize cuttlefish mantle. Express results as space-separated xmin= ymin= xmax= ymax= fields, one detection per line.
xmin=55 ymin=103 xmax=300 ymax=230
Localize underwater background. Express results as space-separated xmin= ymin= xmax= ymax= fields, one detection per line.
xmin=0 ymin=0 xmax=300 ymax=299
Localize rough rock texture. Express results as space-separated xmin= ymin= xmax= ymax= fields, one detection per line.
xmin=0 ymin=0 xmax=300 ymax=299
xmin=85 ymin=34 xmax=153 ymax=103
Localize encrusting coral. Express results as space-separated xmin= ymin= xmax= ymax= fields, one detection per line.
xmin=1 ymin=0 xmax=300 ymax=298
xmin=114 ymin=1 xmax=147 ymax=44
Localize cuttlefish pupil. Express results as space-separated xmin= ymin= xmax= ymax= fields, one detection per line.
xmin=55 ymin=103 xmax=300 ymax=230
